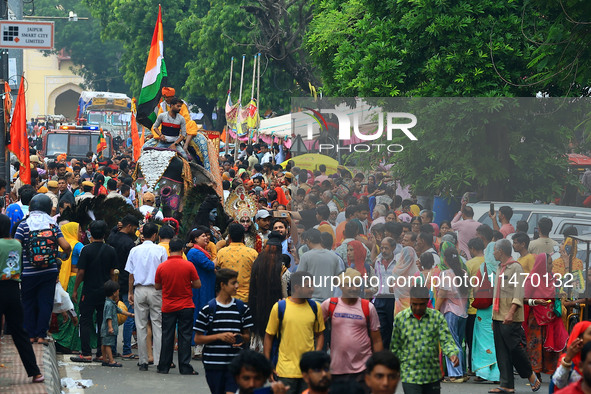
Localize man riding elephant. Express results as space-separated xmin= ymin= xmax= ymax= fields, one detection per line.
xmin=150 ymin=87 xmax=212 ymax=170
xmin=143 ymin=97 xmax=189 ymax=160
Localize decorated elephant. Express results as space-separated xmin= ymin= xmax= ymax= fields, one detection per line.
xmin=133 ymin=147 xmax=219 ymax=214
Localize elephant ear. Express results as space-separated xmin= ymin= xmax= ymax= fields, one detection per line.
xmin=179 ymin=186 xmax=227 ymax=237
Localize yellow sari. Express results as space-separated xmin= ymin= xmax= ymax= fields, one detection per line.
xmin=58 ymin=222 xmax=81 ymax=290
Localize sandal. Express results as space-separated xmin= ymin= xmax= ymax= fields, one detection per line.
xmin=180 ymin=370 xmax=199 ymax=375
xmin=104 ymin=362 xmax=122 ymax=368
xmin=32 ymin=374 xmax=45 ymax=383
xmin=531 ymin=378 xmax=541 ymax=392
xmin=70 ymin=355 xmax=92 ymax=363
xmin=121 ymin=353 xmax=138 ymax=360
xmin=488 ymin=389 xmax=515 ymax=393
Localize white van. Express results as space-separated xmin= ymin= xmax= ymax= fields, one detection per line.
xmin=468 ymin=201 xmax=591 ymax=241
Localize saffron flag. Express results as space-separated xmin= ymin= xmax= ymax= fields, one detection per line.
xmin=131 ymin=98 xmax=141 ymax=161
xmin=137 ymin=5 xmax=167 ymax=128
xmin=96 ymin=128 xmax=107 ymax=157
xmin=7 ymin=76 xmax=30 ymax=184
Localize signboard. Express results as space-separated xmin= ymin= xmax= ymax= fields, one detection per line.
xmin=0 ymin=21 xmax=54 ymax=50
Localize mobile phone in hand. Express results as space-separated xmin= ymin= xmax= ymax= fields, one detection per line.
xmin=489 ymin=203 xmax=494 ymax=216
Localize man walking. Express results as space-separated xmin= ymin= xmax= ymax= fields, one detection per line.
xmin=373 ymin=237 xmax=397 ymax=349
xmin=216 ymin=223 xmax=258 ymax=302
xmin=322 ymin=268 xmax=382 ymax=384
xmin=297 ymin=229 xmax=341 ymax=302
xmin=490 ymin=239 xmax=541 ymax=393
xmin=106 ymin=214 xmax=139 ymax=360
xmin=155 ymin=238 xmax=201 ymax=375
xmin=264 ymin=271 xmax=325 ymax=394
xmin=71 ymin=220 xmax=117 ymax=363
xmin=125 ymin=223 xmax=168 ymax=371
xmin=390 ymin=285 xmax=459 ymax=394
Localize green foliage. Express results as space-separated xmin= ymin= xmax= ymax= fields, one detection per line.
xmin=522 ymin=0 xmax=591 ymax=96
xmin=32 ymin=0 xmax=128 ymax=92
xmin=85 ymin=0 xmax=316 ymax=118
xmin=307 ymin=0 xmax=578 ymax=201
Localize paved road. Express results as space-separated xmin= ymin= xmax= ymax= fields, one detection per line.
xmin=57 ymin=352 xmax=549 ymax=394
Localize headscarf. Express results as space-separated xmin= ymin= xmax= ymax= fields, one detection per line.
xmin=347 ymin=240 xmax=367 ymax=276
xmin=58 ymin=222 xmax=81 ymax=290
xmin=393 ymin=246 xmax=420 ymax=314
xmin=553 ymin=237 xmax=584 ymax=276
xmin=393 ymin=246 xmax=420 ymax=279
xmin=274 ymin=186 xmax=289 ymax=206
xmin=525 ymin=254 xmax=556 ymax=299
xmin=559 ymin=321 xmax=591 ymax=374
xmin=438 ymin=241 xmax=454 ymax=270
xmin=410 ymin=204 xmax=421 ymax=217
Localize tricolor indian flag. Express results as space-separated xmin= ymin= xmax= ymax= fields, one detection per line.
xmin=137 ymin=5 xmax=168 ymax=129
xmin=96 ymin=128 xmax=107 ymax=157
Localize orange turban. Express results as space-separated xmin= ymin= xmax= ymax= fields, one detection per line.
xmin=161 ymin=87 xmax=175 ymax=97
xmin=57 ymin=153 xmax=67 ymax=162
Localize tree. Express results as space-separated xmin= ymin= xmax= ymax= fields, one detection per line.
xmin=306 ymin=0 xmax=578 ymax=201
xmin=31 ymin=0 xmax=128 ymax=92
xmin=521 ymin=1 xmax=591 ymax=97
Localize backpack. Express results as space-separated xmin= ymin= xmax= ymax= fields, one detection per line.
xmin=270 ymin=299 xmax=319 ymax=366
xmin=205 ymin=297 xmax=247 ymax=335
xmin=29 ymin=226 xmax=59 ymax=269
xmin=325 ymin=298 xmax=371 ymax=349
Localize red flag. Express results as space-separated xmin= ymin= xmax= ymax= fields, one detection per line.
xmin=7 ymin=76 xmax=30 ymax=185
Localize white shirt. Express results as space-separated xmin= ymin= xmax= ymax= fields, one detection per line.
xmin=125 ymin=240 xmax=168 ymax=286
xmin=260 ymin=152 xmax=273 ymax=164
xmin=139 ymin=204 xmax=164 ymax=220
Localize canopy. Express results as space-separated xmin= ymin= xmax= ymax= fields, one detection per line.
xmin=280 ymin=153 xmax=351 ymax=175
xmin=258 ymin=114 xmax=291 ymax=138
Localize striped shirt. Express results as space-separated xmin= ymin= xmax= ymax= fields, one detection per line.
xmin=193 ymin=298 xmax=253 ymax=370
xmin=15 ymin=222 xmax=63 ymax=277
xmin=153 ymin=112 xmax=186 ymax=142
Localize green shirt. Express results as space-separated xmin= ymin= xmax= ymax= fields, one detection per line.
xmin=390 ymin=307 xmax=458 ymax=384
xmin=0 ymin=238 xmax=22 ymax=282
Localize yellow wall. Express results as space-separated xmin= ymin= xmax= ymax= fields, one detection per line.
xmin=23 ymin=49 xmax=84 ymax=119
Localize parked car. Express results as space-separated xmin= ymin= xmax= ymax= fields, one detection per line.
xmin=468 ymin=201 xmax=591 ymax=241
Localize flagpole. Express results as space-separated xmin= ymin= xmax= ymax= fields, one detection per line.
xmin=248 ymin=55 xmax=256 ymax=146
xmin=234 ymin=55 xmax=245 ymax=162
xmin=225 ymin=57 xmax=233 ymax=156
xmin=256 ymin=53 xmax=261 ymax=143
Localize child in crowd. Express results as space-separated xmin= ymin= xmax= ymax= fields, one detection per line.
xmin=101 ymin=280 xmax=134 ymax=367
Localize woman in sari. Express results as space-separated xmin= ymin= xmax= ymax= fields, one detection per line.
xmin=187 ymin=228 xmax=217 ymax=358
xmin=53 ymin=222 xmax=90 ymax=353
xmin=392 ymin=246 xmax=420 ymax=315
xmin=524 ymin=253 xmax=569 ymax=377
xmin=552 ymin=321 xmax=591 ymax=390
xmin=472 ymin=239 xmax=501 ymax=383
xmin=346 ymin=240 xmax=376 ymax=298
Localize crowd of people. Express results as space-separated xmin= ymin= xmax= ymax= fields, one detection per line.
xmin=2 ymin=137 xmax=591 ymax=394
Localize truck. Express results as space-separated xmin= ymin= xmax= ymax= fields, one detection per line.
xmin=76 ymin=91 xmax=132 ymax=138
